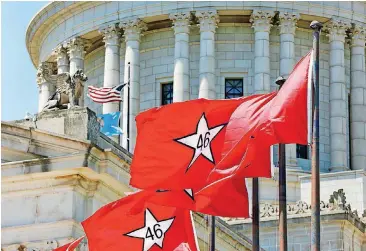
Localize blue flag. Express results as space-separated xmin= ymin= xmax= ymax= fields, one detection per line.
xmin=97 ymin=112 xmax=123 ymax=136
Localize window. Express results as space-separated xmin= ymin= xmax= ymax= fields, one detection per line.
xmin=297 ymin=144 xmax=309 ymax=159
xmin=161 ymin=82 xmax=173 ymax=105
xmin=225 ymin=79 xmax=243 ymax=99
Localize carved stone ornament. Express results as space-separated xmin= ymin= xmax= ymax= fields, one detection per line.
xmin=326 ymin=19 xmax=351 ymax=43
xmin=41 ymin=69 xmax=88 ymax=111
xmin=278 ymin=12 xmax=300 ymax=35
xmin=169 ymin=12 xmax=191 ymax=34
xmin=15 ymin=240 xmax=58 ymax=251
xmin=66 ymin=37 xmax=90 ymax=59
xmin=36 ymin=62 xmax=57 ymax=85
xmin=99 ymin=23 xmax=122 ymax=46
xmin=260 ymin=203 xmax=278 ymax=217
xmin=53 ymin=45 xmax=69 ymax=67
xmin=120 ymin=18 xmax=147 ymax=42
xmin=250 ymin=10 xmax=275 ymax=33
xmin=329 ymin=188 xmax=347 ymax=210
xmin=351 ymin=24 xmax=366 ymax=47
xmin=196 ymin=10 xmax=220 ymax=33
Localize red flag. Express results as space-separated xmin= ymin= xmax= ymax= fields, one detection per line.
xmin=214 ymin=50 xmax=312 ymax=178
xmin=174 ymin=243 xmax=192 ymax=251
xmin=53 ymin=236 xmax=84 ymax=251
xmin=130 ymin=98 xmax=249 ymax=191
xmin=144 ymin=183 xmax=248 ymax=217
xmin=82 ymin=191 xmax=198 ymax=251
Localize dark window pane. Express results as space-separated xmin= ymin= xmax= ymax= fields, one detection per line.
xmin=162 ymin=82 xmax=173 ymax=105
xmin=225 ymin=79 xmax=243 ymax=99
xmin=297 ymin=144 xmax=308 ymax=159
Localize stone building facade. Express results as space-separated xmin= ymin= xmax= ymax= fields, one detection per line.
xmin=1 ymin=1 xmax=366 ymax=250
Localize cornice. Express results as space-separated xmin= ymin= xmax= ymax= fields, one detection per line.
xmin=2 ymin=167 xmax=131 ymax=199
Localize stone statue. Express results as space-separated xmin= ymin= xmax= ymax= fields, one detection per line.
xmin=41 ymin=68 xmax=88 ymax=111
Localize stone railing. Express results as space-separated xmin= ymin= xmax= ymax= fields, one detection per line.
xmin=223 ymin=189 xmax=366 ymax=231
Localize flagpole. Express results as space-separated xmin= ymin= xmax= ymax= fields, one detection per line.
xmin=275 ymin=76 xmax=287 ymax=251
xmin=252 ymin=177 xmax=259 ymax=251
xmin=210 ymin=216 xmax=215 ymax=251
xmin=127 ymin=62 xmax=131 ymax=152
xmin=310 ymin=20 xmax=322 ymax=251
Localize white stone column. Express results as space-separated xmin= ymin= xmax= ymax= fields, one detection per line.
xmin=36 ymin=62 xmax=55 ymax=112
xmin=67 ymin=37 xmax=89 ymax=107
xmin=326 ymin=20 xmax=351 ymax=171
xmin=100 ymin=24 xmax=122 ymax=114
xmin=350 ymin=25 xmax=366 ymax=170
xmin=53 ymin=45 xmax=69 ymax=74
xmin=279 ymin=12 xmax=301 ymax=169
xmin=250 ymin=10 xmax=275 ymax=94
xmin=170 ymin=12 xmax=191 ymax=102
xmin=196 ymin=10 xmax=219 ymax=99
xmin=120 ymin=19 xmax=147 ymax=153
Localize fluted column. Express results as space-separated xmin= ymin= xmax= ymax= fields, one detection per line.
xmin=100 ymin=24 xmax=122 ymax=114
xmin=67 ymin=37 xmax=89 ymax=107
xmin=36 ymin=62 xmax=55 ymax=112
xmin=120 ymin=18 xmax=147 ymax=152
xmin=350 ymin=25 xmax=366 ymax=170
xmin=326 ymin=20 xmax=351 ymax=171
xmin=250 ymin=10 xmax=275 ymax=94
xmin=279 ymin=12 xmax=301 ymax=169
xmin=53 ymin=45 xmax=69 ymax=74
xmin=170 ymin=12 xmax=191 ymax=102
xmin=197 ymin=10 xmax=219 ymax=99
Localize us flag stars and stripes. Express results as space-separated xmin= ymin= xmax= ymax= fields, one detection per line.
xmin=87 ymin=83 xmax=127 ymax=103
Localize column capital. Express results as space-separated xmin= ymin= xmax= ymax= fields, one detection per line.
xmin=196 ymin=10 xmax=219 ymax=33
xmin=326 ymin=19 xmax=351 ymax=43
xmin=66 ymin=37 xmax=90 ymax=59
xmin=250 ymin=10 xmax=275 ymax=33
xmin=52 ymin=44 xmax=68 ymax=66
xmin=170 ymin=12 xmax=191 ymax=34
xmin=120 ymin=18 xmax=147 ymax=42
xmin=99 ymin=23 xmax=122 ymax=47
xmin=278 ymin=12 xmax=300 ymax=35
xmin=36 ymin=62 xmax=56 ymax=85
xmin=350 ymin=24 xmax=366 ymax=47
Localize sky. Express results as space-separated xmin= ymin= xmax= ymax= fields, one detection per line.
xmin=1 ymin=1 xmax=48 ymax=121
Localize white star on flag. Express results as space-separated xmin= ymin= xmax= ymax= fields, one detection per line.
xmin=175 ymin=113 xmax=225 ymax=171
xmin=124 ymin=208 xmax=175 ymax=251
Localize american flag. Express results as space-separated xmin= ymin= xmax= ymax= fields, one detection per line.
xmin=87 ymin=83 xmax=126 ymax=103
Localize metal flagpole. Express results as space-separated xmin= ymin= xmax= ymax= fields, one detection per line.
xmin=127 ymin=62 xmax=131 ymax=152
xmin=210 ymin=216 xmax=215 ymax=251
xmin=310 ymin=20 xmax=322 ymax=251
xmin=275 ymin=76 xmax=287 ymax=251
xmin=252 ymin=178 xmax=259 ymax=251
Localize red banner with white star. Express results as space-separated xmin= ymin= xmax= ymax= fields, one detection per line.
xmin=82 ymin=191 xmax=199 ymax=251
xmin=130 ymin=98 xmax=251 ymax=191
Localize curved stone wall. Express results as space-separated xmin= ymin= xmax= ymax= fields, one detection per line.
xmin=28 ymin=1 xmax=366 ymax=171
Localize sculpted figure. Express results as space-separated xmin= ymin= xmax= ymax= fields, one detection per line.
xmin=41 ymin=69 xmax=88 ymax=111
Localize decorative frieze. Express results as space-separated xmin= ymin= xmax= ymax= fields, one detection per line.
xmin=120 ymin=18 xmax=147 ymax=42
xmin=196 ymin=10 xmax=219 ymax=33
xmin=278 ymin=12 xmax=299 ymax=35
xmin=250 ymin=10 xmax=275 ymax=33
